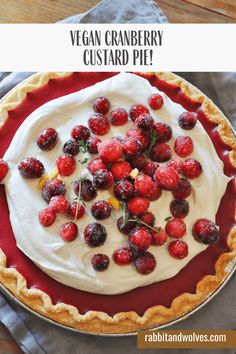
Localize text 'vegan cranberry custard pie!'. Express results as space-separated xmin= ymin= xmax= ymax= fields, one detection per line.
xmin=0 ymin=72 xmax=235 ymax=334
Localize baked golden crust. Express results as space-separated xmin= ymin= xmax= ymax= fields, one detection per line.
xmin=0 ymin=72 xmax=236 ymax=334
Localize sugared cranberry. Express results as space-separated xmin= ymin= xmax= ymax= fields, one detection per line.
xmin=93 ymin=96 xmax=111 ymax=115
xmin=56 ymin=154 xmax=76 ymax=176
xmin=93 ymin=169 xmax=113 ymax=190
xmin=18 ymin=157 xmax=45 ymax=178
xmin=98 ymin=139 xmax=123 ymax=163
xmin=37 ymin=128 xmax=58 ymax=151
xmin=134 ymin=251 xmax=156 ymax=275
xmin=142 ymin=160 xmax=158 ymax=177
xmin=113 ymin=247 xmax=133 ymax=265
xmin=86 ymin=136 xmax=101 ymax=154
xmin=129 ymin=227 xmax=152 ymax=251
xmin=192 ymin=218 xmax=219 ymax=244
xmin=60 ymin=222 xmax=78 ymax=242
xmin=92 ymin=254 xmax=110 ymax=271
xmin=63 ymin=139 xmax=80 ymax=156
xmin=135 ymin=113 xmax=154 ymax=131
xmin=42 ymin=179 xmax=66 ymax=203
xmin=71 ymin=125 xmax=91 ymax=141
xmin=67 ymin=201 xmax=85 ymax=220
xmin=134 ymin=174 xmax=155 ymax=197
xmin=182 ymin=158 xmax=202 ymax=179
xmin=165 ymin=218 xmax=186 ymax=238
xmin=126 ymin=129 xmax=149 ymax=151
xmin=129 ymin=154 xmax=146 ymax=170
xmin=129 ymin=104 xmax=150 ymax=122
xmin=84 ymin=223 xmax=107 ymax=247
xmin=140 ymin=212 xmax=155 ymax=227
xmin=148 ymin=93 xmax=164 ymax=110
xmin=91 ymin=200 xmax=112 ymax=220
xmin=172 ymin=178 xmax=192 ymax=199
xmin=117 ymin=217 xmax=137 ymax=235
xmin=39 ymin=208 xmax=56 ymax=227
xmin=166 ymin=158 xmax=183 ymax=174
xmin=168 ymin=240 xmax=188 ymax=259
xmin=154 ymin=166 xmax=180 ymax=191
xmin=174 ymin=136 xmax=194 ymax=158
xmin=88 ymin=113 xmax=110 ymax=136
xmin=0 ymin=159 xmax=9 ymax=181
xmin=114 ymin=179 xmax=134 ymax=201
xmin=111 ymin=161 xmax=132 ymax=180
xmin=170 ymin=199 xmax=189 ymax=218
xmin=49 ymin=195 xmax=68 ymax=214
xmin=150 ymin=143 xmax=172 ymax=163
xmin=109 ymin=108 xmax=128 ymax=126
xmin=74 ymin=179 xmax=97 ymax=202
xmin=154 ymin=123 xmax=172 ymax=143
xmin=151 ymin=227 xmax=168 ymax=246
xmin=127 ymin=196 xmax=150 ymax=216
xmin=88 ymin=158 xmax=106 ymax=175
xmin=178 ymin=112 xmax=197 ymax=130
xmin=123 ymin=138 xmax=142 ymax=158
xmin=148 ymin=184 xmax=162 ymax=201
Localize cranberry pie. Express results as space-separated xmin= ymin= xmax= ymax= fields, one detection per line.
xmin=0 ymin=72 xmax=235 ymax=333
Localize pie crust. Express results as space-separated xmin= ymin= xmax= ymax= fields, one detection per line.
xmin=0 ymin=72 xmax=235 ymax=334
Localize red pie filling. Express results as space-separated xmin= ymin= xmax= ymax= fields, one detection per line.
xmin=0 ymin=72 xmax=235 ymax=316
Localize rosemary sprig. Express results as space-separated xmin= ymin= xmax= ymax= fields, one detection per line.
xmin=147 ymin=129 xmax=158 ymax=155
xmin=164 ymin=216 xmax=172 ymax=221
xmin=78 ymin=139 xmax=88 ymax=154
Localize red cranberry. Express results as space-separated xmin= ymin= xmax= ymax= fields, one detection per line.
xmin=111 ymin=161 xmax=132 ymax=180
xmin=93 ymin=169 xmax=113 ymax=190
xmin=84 ymin=223 xmax=107 ymax=247
xmin=93 ymin=96 xmax=111 ymax=115
xmin=114 ymin=179 xmax=134 ymax=201
xmin=91 ymin=200 xmax=112 ymax=220
xmin=140 ymin=212 xmax=155 ymax=227
xmin=86 ymin=136 xmax=101 ymax=154
xmin=37 ymin=128 xmax=58 ymax=151
xmin=135 ymin=113 xmax=154 ymax=131
xmin=148 ymin=184 xmax=162 ymax=201
xmin=0 ymin=159 xmax=9 ymax=181
xmin=38 ymin=208 xmax=56 ymax=227
xmin=98 ymin=139 xmax=123 ymax=163
xmin=178 ymin=112 xmax=197 ymax=130
xmin=170 ymin=199 xmax=189 ymax=218
xmin=88 ymin=158 xmax=106 ymax=175
xmin=129 ymin=154 xmax=146 ymax=170
xmin=182 ymin=158 xmax=202 ymax=179
xmin=166 ymin=158 xmax=183 ymax=174
xmin=42 ymin=179 xmax=66 ymax=203
xmin=150 ymin=143 xmax=172 ymax=162
xmin=192 ymin=218 xmax=219 ymax=244
xmin=134 ymin=174 xmax=155 ymax=197
xmin=129 ymin=104 xmax=150 ymax=122
xmin=18 ymin=157 xmax=45 ymax=178
xmin=142 ymin=160 xmax=158 ymax=177
xmin=154 ymin=123 xmax=172 ymax=143
xmin=92 ymin=254 xmax=110 ymax=271
xmin=134 ymin=251 xmax=156 ymax=275
xmin=172 ymin=178 xmax=192 ymax=199
xmin=123 ymin=138 xmax=142 ymax=158
xmin=109 ymin=108 xmax=128 ymax=126
xmin=154 ymin=166 xmax=180 ymax=191
xmin=88 ymin=113 xmax=110 ymax=136
xmin=174 ymin=136 xmax=194 ymax=158
xmin=113 ymin=247 xmax=133 ymax=265
xmin=126 ymin=129 xmax=149 ymax=151
xmin=165 ymin=218 xmax=186 ymax=238
xmin=151 ymin=228 xmax=168 ymax=246
xmin=49 ymin=195 xmax=68 ymax=214
xmin=71 ymin=125 xmax=91 ymax=141
xmin=56 ymin=154 xmax=76 ymax=176
xmin=148 ymin=93 xmax=164 ymax=110
xmin=60 ymin=222 xmax=78 ymax=242
xmin=117 ymin=217 xmax=137 ymax=235
xmin=168 ymin=240 xmax=188 ymax=259
xmin=67 ymin=201 xmax=85 ymax=220
xmin=129 ymin=227 xmax=152 ymax=251
xmin=127 ymin=196 xmax=150 ymax=216
xmin=74 ymin=179 xmax=97 ymax=202
xmin=63 ymin=139 xmax=80 ymax=156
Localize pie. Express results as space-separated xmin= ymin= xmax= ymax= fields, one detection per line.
xmin=0 ymin=72 xmax=235 ymax=334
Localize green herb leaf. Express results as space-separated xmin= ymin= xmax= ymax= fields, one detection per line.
xmin=78 ymin=139 xmax=88 ymax=154
xmin=165 ymin=216 xmax=172 ymax=221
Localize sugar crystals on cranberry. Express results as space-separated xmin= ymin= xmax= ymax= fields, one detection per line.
xmin=84 ymin=222 xmax=107 ymax=247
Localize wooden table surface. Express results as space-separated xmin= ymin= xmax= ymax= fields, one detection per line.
xmin=0 ymin=0 xmax=235 ymax=23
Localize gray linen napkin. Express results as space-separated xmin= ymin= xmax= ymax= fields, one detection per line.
xmin=0 ymin=1 xmax=235 ymax=354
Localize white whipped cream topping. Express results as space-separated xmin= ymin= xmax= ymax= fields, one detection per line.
xmin=3 ymin=73 xmax=229 ymax=295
